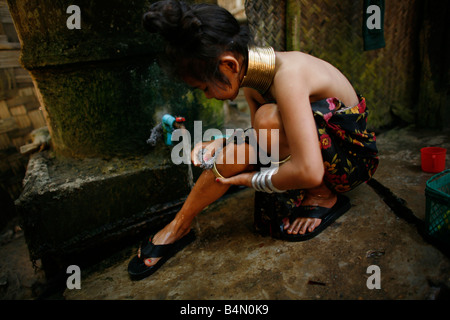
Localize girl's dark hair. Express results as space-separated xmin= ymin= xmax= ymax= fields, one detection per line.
xmin=142 ymin=0 xmax=252 ymax=86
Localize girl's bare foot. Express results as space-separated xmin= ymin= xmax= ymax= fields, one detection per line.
xmin=143 ymin=219 xmax=191 ymax=267
xmin=283 ymin=182 xmax=337 ymax=235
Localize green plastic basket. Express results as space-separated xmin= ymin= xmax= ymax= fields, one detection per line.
xmin=425 ymin=169 xmax=450 ymax=246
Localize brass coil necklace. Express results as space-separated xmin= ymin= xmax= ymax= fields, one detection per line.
xmin=240 ymin=46 xmax=276 ymax=95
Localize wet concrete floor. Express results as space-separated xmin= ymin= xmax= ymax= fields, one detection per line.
xmin=1 ymin=126 xmax=449 ymax=300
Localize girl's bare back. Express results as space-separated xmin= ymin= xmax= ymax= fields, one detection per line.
xmin=273 ymin=51 xmax=359 ymax=108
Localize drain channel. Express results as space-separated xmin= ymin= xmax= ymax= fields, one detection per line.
xmin=366 ymin=178 xmax=450 ymax=258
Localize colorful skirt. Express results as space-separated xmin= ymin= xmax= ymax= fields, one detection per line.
xmin=253 ymin=95 xmax=379 ymax=236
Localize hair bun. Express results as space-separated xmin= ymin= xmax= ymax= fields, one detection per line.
xmin=142 ymin=1 xmax=252 ymax=84
xmin=143 ymin=0 xmax=202 ymax=43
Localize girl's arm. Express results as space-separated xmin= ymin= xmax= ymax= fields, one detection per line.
xmin=218 ymin=69 xmax=324 ymax=190
xmin=270 ymin=69 xmax=324 ymax=190
xmin=243 ymin=87 xmax=260 ymax=127
xmin=191 ymin=138 xmax=226 ymax=167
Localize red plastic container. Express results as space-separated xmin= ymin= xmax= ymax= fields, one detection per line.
xmin=421 ymin=147 xmax=447 ymax=173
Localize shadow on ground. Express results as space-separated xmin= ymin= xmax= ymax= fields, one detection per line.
xmin=1 ymin=126 xmax=449 ymax=300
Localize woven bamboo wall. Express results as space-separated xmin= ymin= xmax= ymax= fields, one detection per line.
xmin=0 ymin=1 xmax=46 ymax=201
xmin=245 ymin=0 xmax=422 ymax=130
xmin=218 ymin=0 xmax=246 ymax=21
xmin=245 ymin=0 xmax=285 ymax=51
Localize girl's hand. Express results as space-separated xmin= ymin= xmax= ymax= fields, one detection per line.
xmin=216 ymin=171 xmax=256 ymax=188
xmin=191 ymin=138 xmax=225 ymax=167
xmin=191 ymin=141 xmax=207 ymax=166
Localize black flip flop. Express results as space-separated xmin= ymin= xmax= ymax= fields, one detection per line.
xmin=279 ymin=194 xmax=351 ymax=242
xmin=128 ymin=229 xmax=196 ymax=281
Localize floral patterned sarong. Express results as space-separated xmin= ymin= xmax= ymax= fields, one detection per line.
xmin=314 ymin=95 xmax=378 ymax=192
xmin=253 ymin=96 xmax=379 ymax=237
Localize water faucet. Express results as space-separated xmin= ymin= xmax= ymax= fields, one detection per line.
xmin=147 ymin=114 xmax=186 ymax=147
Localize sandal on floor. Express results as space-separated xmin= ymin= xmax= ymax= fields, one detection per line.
xmin=127 ymin=229 xmax=196 ymax=281
xmin=279 ymin=194 xmax=351 ymax=242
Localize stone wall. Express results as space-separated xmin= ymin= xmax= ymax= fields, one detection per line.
xmin=6 ymin=0 xmax=224 ymax=276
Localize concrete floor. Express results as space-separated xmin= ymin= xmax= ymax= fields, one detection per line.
xmin=1 ymin=126 xmax=449 ymax=300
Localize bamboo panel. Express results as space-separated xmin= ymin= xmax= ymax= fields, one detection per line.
xmin=17 ymin=87 xmax=35 ymax=97
xmin=245 ymin=0 xmax=286 ymax=50
xmin=0 ymin=116 xmax=16 ymax=134
xmin=13 ymin=114 xmax=31 ymax=128
xmin=28 ymin=109 xmax=46 ymax=129
xmin=0 ymin=1 xmax=13 ymax=24
xmin=218 ymin=0 xmax=246 ymax=21
xmin=6 ymin=93 xmax=38 ymax=108
xmin=0 ymin=67 xmax=16 ymax=99
xmin=293 ymin=0 xmax=420 ymax=128
xmin=9 ymin=104 xmax=26 ymax=115
xmin=246 ymin=0 xmax=420 ymax=129
xmin=0 ymin=99 xmax=10 ymax=118
xmin=0 ymin=50 xmax=20 ymax=68
xmin=0 ymin=132 xmax=10 ymax=149
xmin=0 ymin=0 xmax=40 ymax=201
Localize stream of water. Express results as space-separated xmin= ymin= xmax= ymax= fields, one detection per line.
xmin=187 ymin=163 xmax=195 ymax=189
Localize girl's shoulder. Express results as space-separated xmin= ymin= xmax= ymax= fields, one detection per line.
xmin=273 ymin=51 xmax=316 ymax=92
xmin=275 ymin=51 xmax=326 ymax=77
xmin=274 ymin=50 xmax=350 ymax=97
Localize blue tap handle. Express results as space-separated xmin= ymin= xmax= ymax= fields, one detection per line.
xmin=162 ymin=114 xmax=176 ymax=131
xmin=162 ymin=114 xmax=176 ymax=146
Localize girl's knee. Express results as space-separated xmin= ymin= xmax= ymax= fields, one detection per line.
xmin=254 ymin=104 xmax=289 ymax=155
